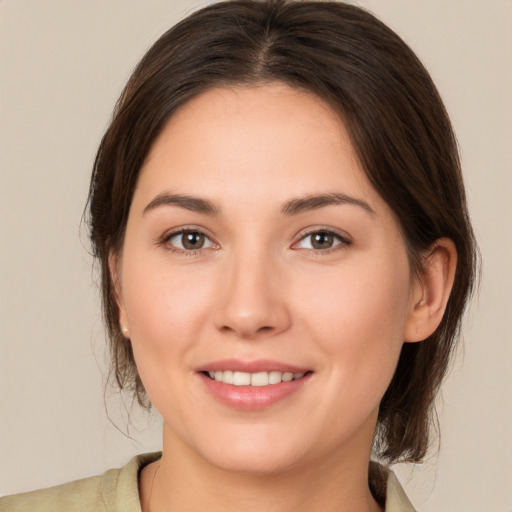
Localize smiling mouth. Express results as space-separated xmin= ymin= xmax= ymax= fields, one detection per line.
xmin=202 ymin=370 xmax=311 ymax=387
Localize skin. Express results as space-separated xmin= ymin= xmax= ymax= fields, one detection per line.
xmin=113 ymin=83 xmax=456 ymax=512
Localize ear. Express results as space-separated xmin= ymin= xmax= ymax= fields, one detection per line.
xmin=109 ymin=251 xmax=130 ymax=338
xmin=404 ymin=238 xmax=457 ymax=342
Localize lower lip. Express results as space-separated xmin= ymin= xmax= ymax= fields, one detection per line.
xmin=199 ymin=373 xmax=311 ymax=411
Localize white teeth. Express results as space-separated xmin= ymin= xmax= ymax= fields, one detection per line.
xmin=233 ymin=371 xmax=251 ymax=386
xmin=207 ymin=370 xmax=307 ymax=386
xmin=251 ymin=372 xmax=269 ymax=387
xmin=222 ymin=370 xmax=234 ymax=384
xmin=268 ymin=371 xmax=282 ymax=384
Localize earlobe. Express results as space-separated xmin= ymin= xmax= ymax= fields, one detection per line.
xmin=109 ymin=251 xmax=130 ymax=337
xmin=404 ymin=238 xmax=457 ymax=342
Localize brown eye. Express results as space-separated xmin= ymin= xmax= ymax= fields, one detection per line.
xmin=166 ymin=230 xmax=215 ymax=252
xmin=294 ymin=230 xmax=349 ymax=252
xmin=311 ymin=232 xmax=335 ymax=249
xmin=182 ymin=231 xmax=205 ymax=250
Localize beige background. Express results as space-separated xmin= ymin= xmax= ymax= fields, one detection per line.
xmin=1 ymin=0 xmax=511 ymax=510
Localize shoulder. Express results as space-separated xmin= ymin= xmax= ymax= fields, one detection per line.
xmin=369 ymin=461 xmax=417 ymax=512
xmin=0 ymin=452 xmax=161 ymax=512
xmin=385 ymin=470 xmax=417 ymax=512
xmin=0 ymin=474 xmax=104 ymax=512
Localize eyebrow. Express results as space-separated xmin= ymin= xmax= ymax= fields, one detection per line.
xmin=281 ymin=193 xmax=375 ymax=216
xmin=142 ymin=191 xmax=374 ymax=217
xmin=143 ymin=193 xmax=220 ymax=216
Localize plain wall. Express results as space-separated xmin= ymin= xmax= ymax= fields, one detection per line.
xmin=1 ymin=1 xmax=511 ymax=510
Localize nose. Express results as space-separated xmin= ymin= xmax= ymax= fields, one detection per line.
xmin=213 ymin=251 xmax=291 ymax=340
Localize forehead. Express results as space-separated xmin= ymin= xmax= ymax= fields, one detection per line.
xmin=135 ymin=83 xmax=382 ymax=214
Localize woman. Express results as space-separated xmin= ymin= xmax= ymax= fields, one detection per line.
xmin=1 ymin=1 xmax=477 ymax=511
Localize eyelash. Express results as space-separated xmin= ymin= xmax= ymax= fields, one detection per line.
xmin=158 ymin=227 xmax=351 ymax=256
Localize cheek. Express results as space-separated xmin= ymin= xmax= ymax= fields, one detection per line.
xmin=118 ymin=249 xmax=216 ymax=391
xmin=120 ymin=263 xmax=217 ymax=418
xmin=301 ymin=256 xmax=412 ymax=394
xmin=122 ymin=249 xmax=210 ymax=335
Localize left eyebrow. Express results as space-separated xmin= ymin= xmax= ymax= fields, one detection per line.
xmin=281 ymin=193 xmax=375 ymax=216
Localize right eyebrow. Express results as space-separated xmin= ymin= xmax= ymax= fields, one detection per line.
xmin=143 ymin=193 xmax=220 ymax=216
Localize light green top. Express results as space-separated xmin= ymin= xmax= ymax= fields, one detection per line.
xmin=0 ymin=453 xmax=416 ymax=511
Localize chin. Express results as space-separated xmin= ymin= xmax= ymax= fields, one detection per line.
xmin=205 ymin=447 xmax=302 ymax=475
xmin=189 ymin=424 xmax=311 ymax=475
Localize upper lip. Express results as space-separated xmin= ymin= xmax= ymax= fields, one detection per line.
xmin=197 ymin=359 xmax=311 ymax=374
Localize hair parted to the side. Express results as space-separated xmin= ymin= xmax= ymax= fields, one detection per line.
xmin=87 ymin=0 xmax=478 ymax=463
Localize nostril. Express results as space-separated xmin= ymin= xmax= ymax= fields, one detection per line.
xmin=219 ymin=324 xmax=274 ymax=336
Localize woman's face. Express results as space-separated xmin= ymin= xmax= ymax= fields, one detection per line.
xmin=116 ymin=83 xmax=422 ymax=474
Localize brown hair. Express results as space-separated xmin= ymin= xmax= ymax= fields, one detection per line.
xmin=87 ymin=0 xmax=478 ymax=463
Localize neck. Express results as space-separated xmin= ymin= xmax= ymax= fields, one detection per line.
xmin=143 ymin=426 xmax=383 ymax=512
